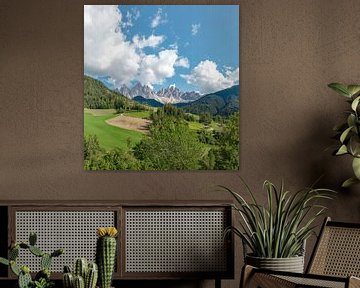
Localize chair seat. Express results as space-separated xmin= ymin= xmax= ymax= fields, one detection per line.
xmin=243 ymin=266 xmax=360 ymax=288
xmin=241 ymin=218 xmax=360 ymax=288
xmin=277 ymin=274 xmax=346 ymax=288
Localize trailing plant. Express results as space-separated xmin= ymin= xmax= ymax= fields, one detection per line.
xmin=96 ymin=227 xmax=118 ymax=288
xmin=222 ymin=179 xmax=334 ymax=258
xmin=0 ymin=232 xmax=63 ymax=288
xmin=328 ymin=83 xmax=360 ymax=187
xmin=62 ymin=258 xmax=98 ymax=288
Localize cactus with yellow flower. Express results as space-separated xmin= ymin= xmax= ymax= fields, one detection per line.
xmin=96 ymin=227 xmax=118 ymax=288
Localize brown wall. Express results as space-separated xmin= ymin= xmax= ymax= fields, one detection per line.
xmin=1 ymin=0 xmax=360 ymax=287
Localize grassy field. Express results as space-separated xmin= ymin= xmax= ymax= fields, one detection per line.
xmin=84 ymin=110 xmax=144 ymax=150
xmin=188 ymin=121 xmax=204 ymax=130
xmin=84 ymin=108 xmax=117 ymax=116
xmin=123 ymin=110 xmax=151 ymax=119
xmin=187 ymin=120 xmax=223 ymax=131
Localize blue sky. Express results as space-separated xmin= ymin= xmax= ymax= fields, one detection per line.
xmin=84 ymin=5 xmax=239 ymax=94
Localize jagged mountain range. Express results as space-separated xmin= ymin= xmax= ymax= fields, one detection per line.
xmin=116 ymin=83 xmax=201 ymax=104
xmin=84 ymin=75 xmax=239 ymax=117
xmin=133 ymin=84 xmax=240 ymax=117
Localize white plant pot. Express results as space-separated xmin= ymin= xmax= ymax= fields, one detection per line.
xmin=245 ymin=254 xmax=305 ymax=273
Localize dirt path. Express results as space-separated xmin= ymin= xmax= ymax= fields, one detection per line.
xmin=106 ymin=115 xmax=152 ymax=133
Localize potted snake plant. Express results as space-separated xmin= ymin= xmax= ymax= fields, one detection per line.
xmin=328 ymin=83 xmax=360 ymax=187
xmin=222 ymin=179 xmax=334 ymax=273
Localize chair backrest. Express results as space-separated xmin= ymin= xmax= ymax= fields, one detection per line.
xmin=307 ymin=217 xmax=360 ymax=277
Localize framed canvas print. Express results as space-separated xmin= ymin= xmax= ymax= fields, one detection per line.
xmin=84 ymin=3 xmax=239 ymax=171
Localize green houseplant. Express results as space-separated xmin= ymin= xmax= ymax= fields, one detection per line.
xmin=328 ymin=83 xmax=360 ymax=187
xmin=223 ymin=179 xmax=334 ymax=272
xmin=0 ymin=232 xmax=63 ymax=288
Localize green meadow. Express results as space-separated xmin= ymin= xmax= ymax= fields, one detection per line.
xmin=84 ymin=110 xmax=144 ymax=151
xmin=123 ymin=110 xmax=151 ymax=119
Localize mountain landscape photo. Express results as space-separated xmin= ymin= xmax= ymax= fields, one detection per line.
xmin=84 ymin=5 xmax=239 ymax=171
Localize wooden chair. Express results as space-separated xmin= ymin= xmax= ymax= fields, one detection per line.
xmin=241 ymin=217 xmax=360 ymax=288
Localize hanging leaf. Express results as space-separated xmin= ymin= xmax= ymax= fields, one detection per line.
xmin=328 ymin=83 xmax=351 ymax=97
xmin=347 ymin=114 xmax=356 ymax=128
xmin=347 ymin=85 xmax=360 ymax=97
xmin=336 ymin=145 xmax=348 ymax=155
xmin=342 ymin=177 xmax=360 ymax=188
xmin=340 ymin=127 xmax=353 ymax=143
xmin=352 ymin=157 xmax=360 ymax=180
xmin=349 ymin=135 xmax=360 ymax=157
xmin=351 ymin=96 xmax=360 ymax=111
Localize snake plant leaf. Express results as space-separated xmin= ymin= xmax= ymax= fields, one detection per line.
xmin=342 ymin=177 xmax=360 ymax=188
xmin=328 ymin=83 xmax=351 ymax=97
xmin=340 ymin=126 xmax=353 ymax=143
xmin=347 ymin=85 xmax=360 ymax=97
xmin=352 ymin=157 xmax=360 ymax=179
xmin=336 ymin=145 xmax=348 ymax=155
xmin=351 ymin=96 xmax=360 ymax=111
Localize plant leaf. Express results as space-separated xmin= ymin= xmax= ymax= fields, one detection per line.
xmin=340 ymin=126 xmax=353 ymax=143
xmin=328 ymin=83 xmax=351 ymax=97
xmin=351 ymin=96 xmax=360 ymax=111
xmin=336 ymin=145 xmax=348 ymax=155
xmin=0 ymin=257 xmax=9 ymax=266
xmin=347 ymin=85 xmax=360 ymax=97
xmin=352 ymin=157 xmax=360 ymax=179
xmin=347 ymin=114 xmax=356 ymax=129
xmin=342 ymin=177 xmax=360 ymax=188
xmin=349 ymin=135 xmax=360 ymax=157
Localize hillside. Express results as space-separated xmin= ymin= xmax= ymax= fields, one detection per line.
xmin=181 ymin=85 xmax=239 ymax=116
xmin=133 ymin=96 xmax=163 ymax=107
xmin=84 ymin=75 xmax=145 ymax=110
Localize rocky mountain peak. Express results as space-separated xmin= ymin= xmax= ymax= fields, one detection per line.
xmin=116 ymin=82 xmax=201 ymax=104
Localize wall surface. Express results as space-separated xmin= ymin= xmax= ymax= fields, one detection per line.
xmin=0 ymin=0 xmax=360 ymax=287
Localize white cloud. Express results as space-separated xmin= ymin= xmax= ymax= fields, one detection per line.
xmin=150 ymin=8 xmax=167 ymax=28
xmin=84 ymin=5 xmax=186 ymax=87
xmin=121 ymin=8 xmax=140 ymax=28
xmin=191 ymin=23 xmax=201 ymax=36
xmin=175 ymin=57 xmax=190 ymax=68
xmin=181 ymin=60 xmax=239 ymax=94
xmin=137 ymin=50 xmax=178 ymax=85
xmin=169 ymin=43 xmax=178 ymax=50
xmin=84 ymin=5 xmax=140 ymax=86
xmin=132 ymin=34 xmax=164 ymax=49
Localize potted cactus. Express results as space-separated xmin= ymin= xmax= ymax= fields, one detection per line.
xmin=62 ymin=258 xmax=98 ymax=288
xmin=0 ymin=232 xmax=64 ymax=288
xmin=96 ymin=227 xmax=117 ymax=288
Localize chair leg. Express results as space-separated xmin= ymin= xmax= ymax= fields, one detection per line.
xmin=240 ymin=265 xmax=255 ymax=288
xmin=215 ymin=278 xmax=221 ymax=288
